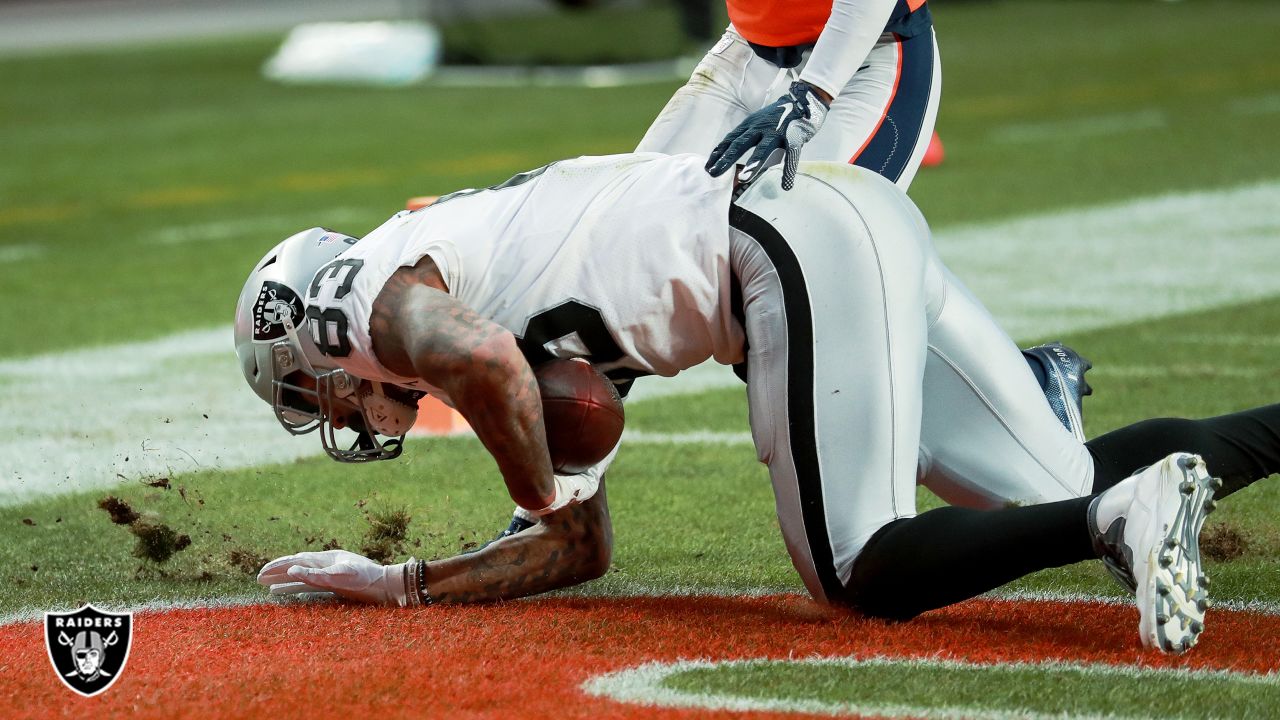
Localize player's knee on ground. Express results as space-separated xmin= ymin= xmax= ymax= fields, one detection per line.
xmin=834 ymin=519 xmax=928 ymax=621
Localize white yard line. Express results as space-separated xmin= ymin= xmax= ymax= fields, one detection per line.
xmin=559 ymin=582 xmax=1280 ymax=617
xmin=1095 ymin=364 xmax=1279 ymax=380
xmin=0 ymin=594 xmax=266 ymax=628
xmin=146 ymin=207 xmax=369 ymax=245
xmin=2 ymin=588 xmax=1274 ymax=627
xmin=1167 ymin=333 xmax=1280 ymax=348
xmin=988 ymin=588 xmax=1280 ymax=617
xmin=989 ymin=94 xmax=1280 ymax=146
xmin=933 ymin=180 xmax=1280 ymax=342
xmin=0 ymin=327 xmax=321 ymax=504
xmin=989 ymin=110 xmax=1166 ymax=144
xmin=0 ymin=0 xmax=404 ymax=56
xmin=624 ymin=430 xmax=754 ymax=445
xmin=3 ymin=181 xmax=1280 ymax=503
xmin=0 ymin=243 xmax=45 ymax=263
xmin=1229 ymin=93 xmax=1280 ymax=117
xmin=583 ymin=656 xmax=1279 ymax=720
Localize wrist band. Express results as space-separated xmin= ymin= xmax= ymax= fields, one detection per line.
xmin=402 ymin=557 xmax=419 ymax=607
xmin=401 ymin=558 xmax=434 ymax=607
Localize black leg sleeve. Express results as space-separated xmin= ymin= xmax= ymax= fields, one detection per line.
xmin=842 ymin=496 xmax=1096 ymax=620
xmin=1087 ymin=404 xmax=1280 ymax=497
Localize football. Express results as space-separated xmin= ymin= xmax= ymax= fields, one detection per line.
xmin=535 ymin=358 xmax=625 ymax=474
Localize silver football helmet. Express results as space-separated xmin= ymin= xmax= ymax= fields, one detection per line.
xmin=234 ymin=227 xmax=421 ymax=462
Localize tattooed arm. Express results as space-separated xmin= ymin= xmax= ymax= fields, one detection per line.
xmin=257 ymin=478 xmax=612 ymax=604
xmin=257 ymin=478 xmax=610 ymax=604
xmin=424 ymin=479 xmax=612 ymax=603
xmin=369 ymin=255 xmax=556 ymax=513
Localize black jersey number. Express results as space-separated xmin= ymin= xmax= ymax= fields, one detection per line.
xmin=309 ymin=258 xmax=364 ymax=301
xmin=428 ymin=163 xmax=553 ymax=209
xmin=305 ymin=306 xmax=352 ymax=357
xmin=517 ymin=301 xmax=625 ymax=368
xmin=304 ymin=258 xmax=364 ymax=357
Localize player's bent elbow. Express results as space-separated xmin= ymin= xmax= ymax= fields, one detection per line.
xmin=470 ymin=331 xmax=523 ymax=373
xmin=441 ymin=332 xmax=528 ymax=401
xmin=405 ymin=320 xmax=519 ymax=392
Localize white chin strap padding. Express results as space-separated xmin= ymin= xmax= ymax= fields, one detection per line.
xmin=360 ymin=381 xmax=419 ymax=436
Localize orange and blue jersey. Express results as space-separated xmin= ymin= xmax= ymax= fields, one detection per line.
xmin=728 ymin=0 xmax=930 ymax=48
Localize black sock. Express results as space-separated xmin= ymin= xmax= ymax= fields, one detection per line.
xmin=1087 ymin=404 xmax=1280 ymax=498
xmin=1022 ymin=350 xmax=1048 ymax=390
xmin=842 ymin=496 xmax=1095 ymax=620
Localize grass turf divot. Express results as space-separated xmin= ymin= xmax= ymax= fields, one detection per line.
xmin=1 ymin=595 xmax=1277 ymax=719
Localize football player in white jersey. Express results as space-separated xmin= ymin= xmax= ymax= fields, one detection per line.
xmin=243 ymin=154 xmax=1280 ymax=652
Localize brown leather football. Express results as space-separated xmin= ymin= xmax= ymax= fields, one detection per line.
xmin=535 ymin=358 xmax=625 ymax=474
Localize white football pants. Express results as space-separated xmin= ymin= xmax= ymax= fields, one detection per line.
xmin=638 ymin=26 xmax=941 ymax=189
xmin=730 ymin=163 xmax=1094 ymax=603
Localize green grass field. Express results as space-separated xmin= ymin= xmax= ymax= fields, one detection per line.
xmin=2 ymin=1 xmax=1279 ymax=716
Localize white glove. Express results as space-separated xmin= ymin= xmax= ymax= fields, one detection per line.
xmin=257 ymin=550 xmax=418 ymax=606
xmin=529 ymin=472 xmax=599 ymax=517
xmin=525 ymin=441 xmax=618 ymax=517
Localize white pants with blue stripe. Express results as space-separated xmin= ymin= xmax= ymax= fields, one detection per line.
xmin=638 ymin=27 xmax=941 ymax=189
xmin=730 ymin=164 xmax=1094 ymax=603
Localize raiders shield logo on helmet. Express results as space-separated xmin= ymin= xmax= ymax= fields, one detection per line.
xmin=44 ymin=605 xmax=133 ymax=697
xmin=252 ymin=281 xmax=304 ymax=341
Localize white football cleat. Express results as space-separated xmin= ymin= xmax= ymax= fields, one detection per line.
xmin=1090 ymin=452 xmax=1220 ymax=653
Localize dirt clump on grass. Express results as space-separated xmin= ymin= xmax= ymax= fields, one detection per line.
xmin=228 ymin=548 xmax=270 ymax=576
xmin=98 ymin=494 xmax=191 ymax=563
xmin=360 ymin=506 xmax=412 ymax=564
xmin=1201 ymin=524 xmax=1249 ymax=562
xmin=98 ymin=496 xmax=140 ymax=525
xmin=129 ymin=520 xmax=191 ymax=563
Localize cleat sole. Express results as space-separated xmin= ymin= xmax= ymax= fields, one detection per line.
xmin=1138 ymin=454 xmax=1217 ymax=654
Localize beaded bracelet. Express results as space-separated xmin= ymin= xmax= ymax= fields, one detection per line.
xmin=414 ymin=559 xmax=436 ymax=606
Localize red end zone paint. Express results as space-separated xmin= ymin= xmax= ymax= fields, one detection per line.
xmin=1 ymin=595 xmax=1276 ymax=719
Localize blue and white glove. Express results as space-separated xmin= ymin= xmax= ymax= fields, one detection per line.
xmin=705 ymin=80 xmax=830 ymax=191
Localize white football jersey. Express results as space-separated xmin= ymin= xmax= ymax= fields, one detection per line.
xmin=302 ymin=153 xmax=744 ymax=400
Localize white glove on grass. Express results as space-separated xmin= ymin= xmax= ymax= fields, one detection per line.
xmin=257 ymin=550 xmax=416 ymax=606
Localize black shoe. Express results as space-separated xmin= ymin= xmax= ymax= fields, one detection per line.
xmin=1023 ymin=341 xmax=1093 ymax=442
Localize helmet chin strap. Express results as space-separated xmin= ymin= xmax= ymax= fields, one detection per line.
xmin=358 ymin=381 xmax=420 ymax=435
xmin=271 ymin=317 xmax=411 ymax=462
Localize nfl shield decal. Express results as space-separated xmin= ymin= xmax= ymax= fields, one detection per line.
xmin=44 ymin=605 xmax=133 ymax=697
